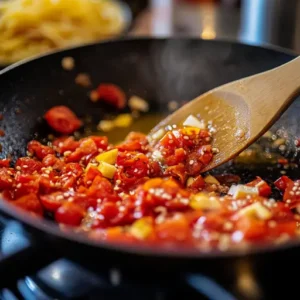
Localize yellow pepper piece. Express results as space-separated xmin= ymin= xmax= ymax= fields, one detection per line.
xmin=190 ymin=193 xmax=221 ymax=210
xmin=95 ymin=149 xmax=118 ymax=165
xmin=97 ymin=161 xmax=117 ymax=179
xmin=113 ymin=114 xmax=133 ymax=128
xmin=130 ymin=217 xmax=153 ymax=240
xmin=182 ymin=127 xmax=201 ymax=136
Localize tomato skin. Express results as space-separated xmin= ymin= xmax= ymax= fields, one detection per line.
xmin=188 ymin=175 xmax=205 ymax=191
xmin=27 ymin=141 xmax=55 ymax=160
xmin=268 ymin=221 xmax=297 ymax=237
xmin=84 ymin=166 xmax=102 ymax=186
xmin=0 ymin=159 xmax=10 ymax=168
xmin=42 ymin=154 xmax=64 ymax=171
xmin=156 ymin=214 xmax=191 ymax=243
xmin=100 ymin=202 xmax=119 ymax=219
xmin=283 ymin=180 xmax=300 ymax=207
xmin=12 ymin=193 xmax=43 ymax=216
xmin=53 ymin=137 xmax=80 ymax=154
xmin=14 ymin=173 xmax=39 ymax=199
xmin=66 ymin=138 xmax=97 ymax=163
xmin=165 ymin=164 xmax=187 ymax=185
xmin=44 ymin=106 xmax=82 ymax=134
xmin=275 ymin=176 xmax=293 ymax=192
xmin=236 ymin=217 xmax=267 ymax=241
xmin=55 ymin=202 xmax=85 ymax=226
xmin=0 ymin=168 xmax=14 ymax=190
xmin=96 ymin=84 xmax=126 ymax=109
xmin=15 ymin=157 xmax=43 ymax=174
xmin=40 ymin=192 xmax=65 ymax=212
xmin=165 ymin=148 xmax=186 ymax=166
xmin=247 ymin=177 xmax=272 ymax=197
xmin=89 ymin=136 xmax=108 ymax=150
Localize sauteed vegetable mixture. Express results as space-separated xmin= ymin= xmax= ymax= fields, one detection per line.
xmin=0 ymin=98 xmax=299 ymax=251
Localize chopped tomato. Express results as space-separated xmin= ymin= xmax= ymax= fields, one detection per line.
xmin=44 ymin=106 xmax=82 ymax=134
xmin=0 ymin=159 xmax=10 ymax=168
xmin=12 ymin=193 xmax=43 ymax=216
xmin=27 ymin=140 xmax=55 ymax=160
xmin=283 ymin=180 xmax=300 ymax=207
xmin=156 ymin=214 xmax=191 ymax=243
xmin=55 ymin=202 xmax=85 ymax=226
xmin=40 ymin=192 xmax=66 ymax=212
xmin=274 ymin=176 xmax=293 ymax=192
xmin=246 ymin=177 xmax=272 ymax=197
xmin=15 ymin=157 xmax=43 ymax=174
xmin=96 ymin=84 xmax=126 ymax=109
xmin=236 ymin=217 xmax=267 ymax=241
xmin=0 ymin=168 xmax=14 ymax=190
xmin=2 ymin=104 xmax=300 ymax=250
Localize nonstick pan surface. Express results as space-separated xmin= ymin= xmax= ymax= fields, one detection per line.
xmin=0 ymin=38 xmax=300 ymax=275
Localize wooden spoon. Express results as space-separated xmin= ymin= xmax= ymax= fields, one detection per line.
xmin=149 ymin=56 xmax=300 ymax=172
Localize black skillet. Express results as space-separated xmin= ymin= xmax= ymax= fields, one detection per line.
xmin=0 ymin=38 xmax=300 ymax=296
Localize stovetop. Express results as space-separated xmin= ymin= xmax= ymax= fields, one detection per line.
xmin=0 ymin=217 xmax=239 ymax=300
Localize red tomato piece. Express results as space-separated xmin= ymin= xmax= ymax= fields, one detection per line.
xmin=44 ymin=106 xmax=82 ymax=134
xmin=15 ymin=157 xmax=43 ymax=174
xmin=89 ymin=136 xmax=108 ymax=150
xmin=42 ymin=154 xmax=64 ymax=171
xmin=14 ymin=173 xmax=39 ymax=199
xmin=88 ymin=176 xmax=113 ymax=198
xmin=268 ymin=221 xmax=297 ymax=237
xmin=274 ymin=176 xmax=293 ymax=192
xmin=84 ymin=166 xmax=102 ymax=186
xmin=0 ymin=159 xmax=10 ymax=168
xmin=0 ymin=168 xmax=14 ymax=190
xmin=12 ymin=193 xmax=43 ymax=216
xmin=283 ymin=180 xmax=300 ymax=207
xmin=96 ymin=84 xmax=126 ymax=109
xmin=52 ymin=136 xmax=80 ymax=154
xmin=27 ymin=140 xmax=55 ymax=160
xmin=100 ymin=202 xmax=119 ymax=219
xmin=156 ymin=214 xmax=190 ymax=242
xmin=235 ymin=217 xmax=267 ymax=241
xmin=246 ymin=177 xmax=272 ymax=197
xmin=40 ymin=192 xmax=66 ymax=212
xmin=188 ymin=175 xmax=206 ymax=191
xmin=66 ymin=138 xmax=97 ymax=163
xmin=55 ymin=202 xmax=85 ymax=226
xmin=165 ymin=164 xmax=187 ymax=185
xmin=165 ymin=148 xmax=186 ymax=166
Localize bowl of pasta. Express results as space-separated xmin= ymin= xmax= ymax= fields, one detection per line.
xmin=0 ymin=0 xmax=131 ymax=67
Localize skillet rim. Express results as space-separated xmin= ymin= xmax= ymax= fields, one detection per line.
xmin=0 ymin=37 xmax=299 ymax=259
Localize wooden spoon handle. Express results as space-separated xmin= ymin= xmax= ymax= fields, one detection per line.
xmin=218 ymin=56 xmax=300 ymax=136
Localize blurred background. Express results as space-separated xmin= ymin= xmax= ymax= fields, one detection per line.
xmin=1 ymin=0 xmax=300 ymax=67
xmin=129 ymin=0 xmax=300 ymax=51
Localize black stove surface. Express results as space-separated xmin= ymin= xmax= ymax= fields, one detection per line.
xmin=0 ymin=217 xmax=239 ymax=300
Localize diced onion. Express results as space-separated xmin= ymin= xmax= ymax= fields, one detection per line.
xmin=152 ymin=150 xmax=164 ymax=162
xmin=229 ymin=184 xmax=259 ymax=199
xmin=151 ymin=128 xmax=165 ymax=141
xmin=128 ymin=96 xmax=149 ymax=112
xmin=183 ymin=115 xmax=206 ymax=129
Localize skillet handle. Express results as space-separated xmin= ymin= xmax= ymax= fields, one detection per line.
xmin=0 ymin=215 xmax=61 ymax=288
